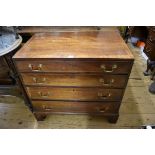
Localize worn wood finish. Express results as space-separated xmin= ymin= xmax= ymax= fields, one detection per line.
xmin=21 ymin=73 xmax=128 ymax=88
xmin=0 ymin=95 xmax=37 ymax=128
xmin=13 ymin=31 xmax=134 ymax=60
xmin=26 ymin=87 xmax=123 ymax=101
xmin=16 ymin=60 xmax=133 ymax=74
xmin=13 ymin=29 xmax=134 ymax=123
xmin=17 ymin=26 xmax=101 ymax=34
xmin=32 ymin=101 xmax=120 ymax=114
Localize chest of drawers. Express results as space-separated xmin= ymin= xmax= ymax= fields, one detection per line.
xmin=13 ymin=29 xmax=134 ymax=123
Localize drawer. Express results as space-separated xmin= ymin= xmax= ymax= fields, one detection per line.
xmin=21 ymin=73 xmax=128 ymax=88
xmin=15 ymin=60 xmax=132 ymax=74
xmin=26 ymin=87 xmax=123 ymax=101
xmin=32 ymin=101 xmax=120 ymax=114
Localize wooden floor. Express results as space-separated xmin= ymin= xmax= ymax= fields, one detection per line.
xmin=0 ymin=40 xmax=155 ymax=128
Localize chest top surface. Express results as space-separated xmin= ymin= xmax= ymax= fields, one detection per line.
xmin=13 ymin=29 xmax=134 ymax=60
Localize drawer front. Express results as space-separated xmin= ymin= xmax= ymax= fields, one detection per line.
xmin=16 ymin=60 xmax=132 ymax=74
xmin=32 ymin=101 xmax=120 ymax=114
xmin=26 ymin=87 xmax=123 ymax=101
xmin=21 ymin=73 xmax=128 ymax=88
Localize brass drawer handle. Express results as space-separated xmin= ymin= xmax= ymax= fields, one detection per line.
xmin=99 ymin=78 xmax=114 ymax=86
xmin=38 ymin=92 xmax=50 ymax=98
xmin=42 ymin=105 xmax=52 ymax=110
xmin=98 ymin=92 xmax=111 ymax=99
xmin=45 ymin=108 xmax=52 ymax=111
xmin=28 ymin=64 xmax=42 ymax=71
xmin=33 ymin=77 xmax=46 ymax=84
xmin=100 ymin=64 xmax=117 ymax=73
xmin=96 ymin=107 xmax=109 ymax=113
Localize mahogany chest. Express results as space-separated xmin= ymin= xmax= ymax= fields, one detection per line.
xmin=13 ymin=29 xmax=134 ymax=123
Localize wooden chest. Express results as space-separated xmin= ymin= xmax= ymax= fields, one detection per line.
xmin=13 ymin=29 xmax=134 ymax=123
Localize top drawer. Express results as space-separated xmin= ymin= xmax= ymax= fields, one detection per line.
xmin=15 ymin=60 xmax=133 ymax=74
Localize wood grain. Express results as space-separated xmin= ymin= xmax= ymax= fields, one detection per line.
xmin=26 ymin=87 xmax=123 ymax=101
xmin=21 ymin=73 xmax=128 ymax=88
xmin=32 ymin=101 xmax=120 ymax=114
xmin=13 ymin=30 xmax=134 ymax=60
xmin=15 ymin=60 xmax=133 ymax=74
